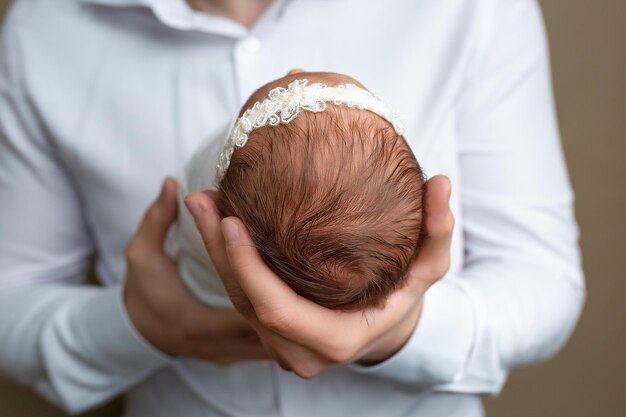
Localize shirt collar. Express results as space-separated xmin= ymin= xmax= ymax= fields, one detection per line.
xmin=79 ymin=0 xmax=291 ymax=38
xmin=79 ymin=0 xmax=149 ymax=6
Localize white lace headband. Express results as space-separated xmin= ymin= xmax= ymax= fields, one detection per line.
xmin=215 ymin=79 xmax=406 ymax=182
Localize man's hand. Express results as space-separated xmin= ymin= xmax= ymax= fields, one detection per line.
xmin=123 ymin=178 xmax=268 ymax=363
xmin=184 ymin=175 xmax=454 ymax=377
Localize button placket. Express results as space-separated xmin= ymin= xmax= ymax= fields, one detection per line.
xmin=233 ymin=35 xmax=264 ymax=104
xmin=240 ymin=36 xmax=261 ymax=53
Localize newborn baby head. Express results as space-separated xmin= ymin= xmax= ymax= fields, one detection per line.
xmin=217 ymin=72 xmax=425 ymax=311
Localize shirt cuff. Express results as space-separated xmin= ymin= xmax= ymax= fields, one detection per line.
xmin=347 ymin=278 xmax=475 ymax=386
xmin=87 ymin=284 xmax=172 ymax=372
xmin=40 ymin=285 xmax=171 ymax=411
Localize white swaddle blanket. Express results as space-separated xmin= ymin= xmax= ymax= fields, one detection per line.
xmin=176 ymin=121 xmax=234 ymax=308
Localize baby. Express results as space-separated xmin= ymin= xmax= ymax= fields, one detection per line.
xmin=177 ymin=72 xmax=425 ymax=311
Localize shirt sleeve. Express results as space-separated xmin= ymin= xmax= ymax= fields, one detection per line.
xmin=0 ymin=6 xmax=170 ymax=414
xmin=349 ymin=0 xmax=585 ymax=393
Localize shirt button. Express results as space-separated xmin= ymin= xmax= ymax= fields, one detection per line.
xmin=239 ymin=36 xmax=261 ymax=53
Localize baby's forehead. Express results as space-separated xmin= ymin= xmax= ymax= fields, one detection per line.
xmin=239 ymin=72 xmax=367 ymax=116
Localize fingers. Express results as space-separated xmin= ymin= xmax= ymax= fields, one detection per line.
xmin=220 ymin=217 xmax=300 ymax=319
xmin=184 ymin=308 xmax=258 ymax=341
xmin=406 ymin=175 xmax=454 ymax=290
xmin=184 ymin=192 xmax=257 ymax=314
xmin=220 ymin=216 xmax=405 ymax=350
xmin=220 ymin=217 xmax=343 ymax=344
xmin=128 ymin=177 xmax=178 ymax=254
xmin=186 ymin=192 xmax=413 ymax=357
xmin=185 ymin=204 xmax=352 ymax=349
xmin=184 ymin=191 xmax=228 ymax=271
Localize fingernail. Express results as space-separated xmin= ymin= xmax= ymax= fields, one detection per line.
xmin=221 ymin=218 xmax=239 ymax=244
xmin=184 ymin=198 xmax=206 ymax=222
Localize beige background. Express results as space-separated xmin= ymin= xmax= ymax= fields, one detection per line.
xmin=1 ymin=0 xmax=624 ymax=416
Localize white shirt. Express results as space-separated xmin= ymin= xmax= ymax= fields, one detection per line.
xmin=0 ymin=0 xmax=585 ymax=416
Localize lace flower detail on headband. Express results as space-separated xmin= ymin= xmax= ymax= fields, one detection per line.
xmin=215 ymin=79 xmax=406 ymax=182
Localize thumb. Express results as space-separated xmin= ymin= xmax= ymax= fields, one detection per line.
xmin=405 ymin=175 xmax=454 ymax=292
xmin=131 ymin=177 xmax=179 ymax=253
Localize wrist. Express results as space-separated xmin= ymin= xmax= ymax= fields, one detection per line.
xmin=75 ymin=285 xmax=171 ymax=370
xmin=122 ymin=280 xmax=175 ymax=357
xmin=356 ymin=301 xmax=422 ymax=365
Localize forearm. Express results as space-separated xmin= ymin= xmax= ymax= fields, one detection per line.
xmin=0 ymin=283 xmax=170 ymax=414
xmin=349 ymin=259 xmax=584 ymax=393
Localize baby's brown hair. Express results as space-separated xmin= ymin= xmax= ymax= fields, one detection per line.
xmin=217 ymin=72 xmax=425 ymax=310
